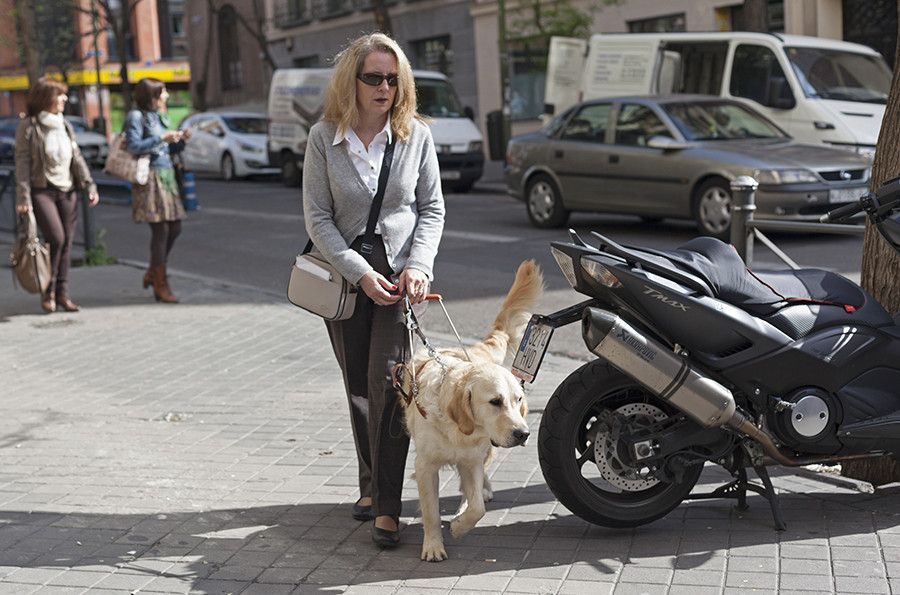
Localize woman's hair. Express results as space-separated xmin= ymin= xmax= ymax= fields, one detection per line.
xmin=25 ymin=77 xmax=68 ymax=117
xmin=323 ymin=33 xmax=420 ymax=141
xmin=134 ymin=78 xmax=166 ymax=111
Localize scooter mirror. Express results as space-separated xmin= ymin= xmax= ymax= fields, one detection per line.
xmin=876 ymin=209 xmax=900 ymax=253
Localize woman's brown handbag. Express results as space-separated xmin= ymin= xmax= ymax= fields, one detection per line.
xmin=9 ymin=211 xmax=51 ymax=294
xmin=288 ymin=138 xmax=395 ymax=321
xmin=104 ymin=133 xmax=150 ymax=185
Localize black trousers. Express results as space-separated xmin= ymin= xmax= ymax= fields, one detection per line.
xmin=325 ymin=236 xmax=409 ymax=521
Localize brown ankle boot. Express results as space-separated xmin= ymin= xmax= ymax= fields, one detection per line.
xmin=142 ymin=268 xmax=154 ymax=289
xmin=151 ymin=264 xmax=178 ymax=303
xmin=41 ymin=291 xmax=56 ymax=313
xmin=56 ymin=294 xmax=81 ymax=312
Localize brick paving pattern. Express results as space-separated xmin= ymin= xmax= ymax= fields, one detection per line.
xmin=1 ymin=264 xmax=899 ymax=594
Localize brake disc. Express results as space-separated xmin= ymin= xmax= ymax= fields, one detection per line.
xmin=592 ymin=402 xmax=669 ymax=491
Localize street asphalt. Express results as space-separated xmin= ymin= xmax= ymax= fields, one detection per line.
xmin=2 ymin=248 xmax=900 ymax=594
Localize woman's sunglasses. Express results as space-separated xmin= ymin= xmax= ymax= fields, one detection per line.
xmin=357 ymin=72 xmax=399 ymax=87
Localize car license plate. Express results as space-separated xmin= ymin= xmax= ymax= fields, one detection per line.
xmin=512 ymin=316 xmax=554 ymax=383
xmin=440 ymin=170 xmax=461 ymax=180
xmin=829 ymin=187 xmax=865 ymax=204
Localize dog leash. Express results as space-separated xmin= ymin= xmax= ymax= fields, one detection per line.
xmin=391 ymin=292 xmax=471 ymax=418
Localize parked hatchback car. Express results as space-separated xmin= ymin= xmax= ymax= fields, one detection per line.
xmin=0 ymin=116 xmax=18 ymax=163
xmin=506 ymin=95 xmax=872 ymax=236
xmin=65 ymin=116 xmax=109 ymax=167
xmin=179 ymin=112 xmax=277 ymax=181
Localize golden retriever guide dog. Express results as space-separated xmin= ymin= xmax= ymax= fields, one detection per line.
xmin=397 ymin=260 xmax=543 ymax=562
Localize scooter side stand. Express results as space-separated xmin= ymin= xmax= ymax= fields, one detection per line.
xmin=686 ymin=448 xmax=787 ymax=531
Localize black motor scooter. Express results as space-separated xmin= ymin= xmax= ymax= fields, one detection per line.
xmin=513 ymin=178 xmax=900 ymax=529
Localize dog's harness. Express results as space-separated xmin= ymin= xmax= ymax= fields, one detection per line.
xmin=391 ymin=293 xmax=470 ymax=419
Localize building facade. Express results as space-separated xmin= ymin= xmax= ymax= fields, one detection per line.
xmin=0 ymin=0 xmax=190 ymax=133
xmin=262 ymin=0 xmax=478 ymax=115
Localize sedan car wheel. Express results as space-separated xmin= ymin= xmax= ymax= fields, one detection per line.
xmin=221 ymin=153 xmax=236 ymax=182
xmin=526 ymin=174 xmax=569 ymax=229
xmin=693 ymin=179 xmax=732 ymax=239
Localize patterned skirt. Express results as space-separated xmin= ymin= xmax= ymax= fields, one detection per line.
xmin=131 ymin=168 xmax=185 ymax=223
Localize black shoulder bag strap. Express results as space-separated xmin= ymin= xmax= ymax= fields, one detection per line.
xmin=302 ymin=136 xmax=396 ymax=258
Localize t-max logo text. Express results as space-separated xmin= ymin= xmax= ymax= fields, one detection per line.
xmin=643 ymin=287 xmax=690 ymax=311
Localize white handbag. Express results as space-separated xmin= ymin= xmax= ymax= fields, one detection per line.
xmin=287 ymin=138 xmax=395 ymax=321
xmin=104 ymin=132 xmax=150 ymax=185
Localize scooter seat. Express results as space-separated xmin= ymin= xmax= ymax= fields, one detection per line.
xmin=645 ymin=237 xmax=894 ymax=339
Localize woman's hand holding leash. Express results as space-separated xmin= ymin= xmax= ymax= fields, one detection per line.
xmin=360 ymin=270 xmax=401 ymax=306
xmin=399 ymin=267 xmax=429 ymax=305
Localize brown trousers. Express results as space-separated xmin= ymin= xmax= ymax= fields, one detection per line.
xmin=32 ymin=187 xmax=78 ymax=298
xmin=325 ymin=236 xmax=409 ymax=521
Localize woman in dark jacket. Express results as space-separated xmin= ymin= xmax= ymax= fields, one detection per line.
xmin=124 ymin=77 xmax=191 ymax=303
xmin=15 ymin=77 xmax=99 ymax=313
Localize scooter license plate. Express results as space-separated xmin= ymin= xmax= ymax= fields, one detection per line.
xmin=512 ymin=317 xmax=554 ymax=383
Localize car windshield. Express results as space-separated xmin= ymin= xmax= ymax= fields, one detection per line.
xmin=662 ymin=102 xmax=786 ymax=141
xmin=415 ymin=77 xmax=465 ymax=118
xmin=786 ymin=46 xmax=891 ymax=104
xmin=0 ymin=119 xmax=19 ymax=135
xmin=222 ymin=117 xmax=267 ymax=134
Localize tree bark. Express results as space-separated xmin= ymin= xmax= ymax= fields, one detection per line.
xmin=841 ymin=13 xmax=900 ymax=486
xmin=194 ymin=0 xmax=218 ymax=112
xmin=15 ymin=0 xmax=43 ymax=85
xmin=372 ymin=0 xmax=392 ymax=36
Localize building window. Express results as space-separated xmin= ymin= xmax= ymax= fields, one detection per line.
xmin=293 ymin=55 xmax=319 ymax=67
xmin=172 ymin=12 xmax=185 ymax=37
xmin=727 ymin=1 xmax=784 ymax=32
xmin=509 ymin=42 xmax=546 ymax=120
xmin=412 ymin=36 xmax=452 ymax=76
xmin=218 ymin=5 xmax=242 ymax=90
xmin=628 ymin=13 xmax=686 ymax=33
xmin=106 ymin=0 xmax=135 ymax=61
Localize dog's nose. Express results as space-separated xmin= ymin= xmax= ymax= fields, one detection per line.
xmin=512 ymin=429 xmax=530 ymax=445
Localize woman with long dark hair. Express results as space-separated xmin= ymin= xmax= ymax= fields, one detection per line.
xmin=124 ymin=78 xmax=191 ymax=303
xmin=15 ymin=77 xmax=99 ymax=313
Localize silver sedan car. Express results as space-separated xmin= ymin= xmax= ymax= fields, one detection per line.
xmin=505 ymin=95 xmax=871 ymax=236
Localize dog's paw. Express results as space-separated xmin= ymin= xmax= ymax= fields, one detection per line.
xmin=482 ymin=482 xmax=493 ymax=503
xmin=421 ymin=540 xmax=448 ymax=562
xmin=450 ymin=516 xmax=475 ymax=539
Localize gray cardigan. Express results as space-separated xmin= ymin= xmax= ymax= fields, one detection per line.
xmin=302 ymin=119 xmax=445 ymax=284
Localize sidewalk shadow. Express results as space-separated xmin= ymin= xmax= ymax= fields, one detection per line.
xmin=2 ymin=479 xmax=899 ymax=593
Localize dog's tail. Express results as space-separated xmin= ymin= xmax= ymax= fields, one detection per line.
xmin=474 ymin=260 xmax=544 ymax=364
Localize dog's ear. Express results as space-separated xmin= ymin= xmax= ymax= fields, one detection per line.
xmin=518 ymin=397 xmax=528 ymax=419
xmin=447 ymin=386 xmax=476 ymax=436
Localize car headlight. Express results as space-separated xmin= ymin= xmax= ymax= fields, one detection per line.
xmin=753 ymin=169 xmax=819 ymax=185
xmin=238 ymin=142 xmax=260 ymax=153
xmin=856 ymin=146 xmax=876 ymax=161
xmin=468 ymin=141 xmax=483 ymax=153
xmin=551 ymin=246 xmax=578 ymax=288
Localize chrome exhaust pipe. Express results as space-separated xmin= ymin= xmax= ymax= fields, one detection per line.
xmin=582 ymin=308 xmax=736 ymax=428
xmin=581 ymin=308 xmax=830 ymax=467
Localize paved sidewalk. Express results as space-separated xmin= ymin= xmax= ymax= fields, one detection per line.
xmin=1 ymin=263 xmax=900 ymax=595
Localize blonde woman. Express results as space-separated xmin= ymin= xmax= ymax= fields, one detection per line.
xmin=15 ymin=77 xmax=99 ymax=313
xmin=303 ymin=33 xmax=445 ymax=549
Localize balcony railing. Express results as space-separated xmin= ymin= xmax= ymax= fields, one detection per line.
xmin=274 ymin=0 xmax=400 ymax=28
xmin=273 ymin=0 xmax=311 ymax=28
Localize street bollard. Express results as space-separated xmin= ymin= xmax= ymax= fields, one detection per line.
xmin=181 ymin=171 xmax=199 ymax=211
xmin=729 ymin=176 xmax=759 ymax=266
xmin=81 ymin=190 xmax=96 ymax=252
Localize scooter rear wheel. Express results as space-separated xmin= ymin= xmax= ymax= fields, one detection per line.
xmin=538 ymin=359 xmax=704 ymax=528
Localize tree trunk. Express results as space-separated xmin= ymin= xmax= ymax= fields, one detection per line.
xmin=194 ymin=0 xmax=218 ymax=112
xmin=117 ymin=0 xmax=133 ymax=111
xmin=15 ymin=0 xmax=43 ymax=85
xmin=841 ymin=15 xmax=900 ymax=486
xmin=372 ymin=0 xmax=392 ymax=36
xmin=741 ymin=0 xmax=768 ymax=32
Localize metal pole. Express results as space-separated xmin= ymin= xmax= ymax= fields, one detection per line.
xmin=81 ymin=191 xmax=96 ymax=252
xmin=729 ymin=176 xmax=758 ymax=266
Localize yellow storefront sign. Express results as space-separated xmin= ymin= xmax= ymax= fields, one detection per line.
xmin=0 ymin=64 xmax=190 ymax=91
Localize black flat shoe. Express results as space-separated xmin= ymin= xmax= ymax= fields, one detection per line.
xmin=371 ymin=526 xmax=400 ymax=548
xmin=352 ymin=502 xmax=374 ymax=521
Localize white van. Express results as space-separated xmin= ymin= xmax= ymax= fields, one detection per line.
xmin=267 ymin=68 xmax=484 ymax=191
xmin=544 ymin=32 xmax=891 ymax=158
